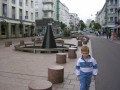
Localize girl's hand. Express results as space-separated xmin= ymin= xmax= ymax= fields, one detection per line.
xmin=76 ymin=76 xmax=80 ymax=81
xmin=92 ymin=76 xmax=96 ymax=80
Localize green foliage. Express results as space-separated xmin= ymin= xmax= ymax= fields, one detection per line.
xmin=89 ymin=20 xmax=95 ymax=29
xmin=19 ymin=22 xmax=23 ymax=30
xmin=93 ymin=23 xmax=101 ymax=30
xmin=79 ymin=20 xmax=86 ymax=30
xmin=1 ymin=20 xmax=7 ymax=28
xmin=31 ymin=23 xmax=34 ymax=30
xmin=63 ymin=30 xmax=70 ymax=37
xmin=60 ymin=22 xmax=67 ymax=31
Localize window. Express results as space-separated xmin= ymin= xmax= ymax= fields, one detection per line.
xmin=26 ymin=0 xmax=28 ymax=6
xmin=115 ymin=8 xmax=117 ymax=13
xmin=19 ymin=0 xmax=23 ymax=6
xmin=19 ymin=9 xmax=22 ymax=20
xmin=44 ymin=12 xmax=48 ymax=17
xmin=2 ymin=4 xmax=7 ymax=17
xmin=12 ymin=0 xmax=15 ymax=4
xmin=115 ymin=0 xmax=117 ymax=5
xmin=110 ymin=0 xmax=113 ymax=5
xmin=35 ymin=12 xmax=38 ymax=18
xmin=110 ymin=17 xmax=113 ymax=22
xmin=31 ymin=13 xmax=33 ymax=20
xmin=115 ymin=17 xmax=117 ymax=22
xmin=110 ymin=8 xmax=113 ymax=13
xmin=12 ymin=6 xmax=15 ymax=19
xmin=31 ymin=0 xmax=33 ymax=8
xmin=25 ymin=11 xmax=28 ymax=19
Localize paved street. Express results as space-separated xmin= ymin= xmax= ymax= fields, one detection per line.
xmin=91 ymin=36 xmax=120 ymax=90
xmin=0 ymin=37 xmax=95 ymax=90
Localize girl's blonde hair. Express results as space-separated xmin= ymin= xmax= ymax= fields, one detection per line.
xmin=81 ymin=46 xmax=89 ymax=53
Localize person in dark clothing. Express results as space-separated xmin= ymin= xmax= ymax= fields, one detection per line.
xmin=106 ymin=32 xmax=109 ymax=39
xmin=108 ymin=32 xmax=111 ymax=39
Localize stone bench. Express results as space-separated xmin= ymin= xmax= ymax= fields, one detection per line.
xmin=28 ymin=80 xmax=52 ymax=90
xmin=24 ymin=42 xmax=35 ymax=47
xmin=5 ymin=41 xmax=12 ymax=47
xmin=48 ymin=65 xmax=64 ymax=84
xmin=68 ymin=47 xmax=77 ymax=59
xmin=56 ymin=53 xmax=67 ymax=64
xmin=20 ymin=40 xmax=24 ymax=45
xmin=78 ymin=40 xmax=82 ymax=47
xmin=31 ymin=38 xmax=35 ymax=42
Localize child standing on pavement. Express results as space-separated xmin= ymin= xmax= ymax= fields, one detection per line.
xmin=76 ymin=46 xmax=98 ymax=90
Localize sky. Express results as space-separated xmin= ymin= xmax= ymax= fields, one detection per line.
xmin=60 ymin=0 xmax=106 ymax=22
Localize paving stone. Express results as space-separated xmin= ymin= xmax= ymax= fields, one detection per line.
xmin=68 ymin=74 xmax=76 ymax=79
xmin=56 ymin=88 xmax=68 ymax=90
xmin=63 ymin=84 xmax=74 ymax=89
xmin=69 ymin=79 xmax=80 ymax=85
xmin=0 ymin=38 xmax=95 ymax=90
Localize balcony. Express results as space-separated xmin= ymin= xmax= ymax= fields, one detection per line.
xmin=42 ymin=7 xmax=54 ymax=12
xmin=42 ymin=16 xmax=53 ymax=19
xmin=42 ymin=0 xmax=54 ymax=4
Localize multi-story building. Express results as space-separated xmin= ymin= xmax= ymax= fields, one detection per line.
xmin=95 ymin=3 xmax=106 ymax=27
xmin=106 ymin=0 xmax=118 ymax=29
xmin=0 ymin=0 xmax=35 ymax=39
xmin=96 ymin=0 xmax=118 ymax=32
xmin=59 ymin=2 xmax=70 ymax=27
xmin=35 ymin=0 xmax=70 ymax=35
xmin=35 ymin=0 xmax=58 ymax=35
xmin=69 ymin=13 xmax=80 ymax=31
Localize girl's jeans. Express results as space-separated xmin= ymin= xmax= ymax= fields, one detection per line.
xmin=80 ymin=72 xmax=92 ymax=90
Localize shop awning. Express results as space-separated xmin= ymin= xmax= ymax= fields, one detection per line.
xmin=117 ymin=25 xmax=120 ymax=28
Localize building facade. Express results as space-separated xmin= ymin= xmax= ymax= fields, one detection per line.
xmin=95 ymin=3 xmax=106 ymax=27
xmin=96 ymin=0 xmax=119 ymax=30
xmin=0 ymin=0 xmax=35 ymax=39
xmin=106 ymin=0 xmax=118 ymax=28
xmin=35 ymin=0 xmax=71 ymax=35
xmin=59 ymin=2 xmax=70 ymax=27
xmin=69 ymin=13 xmax=80 ymax=31
xmin=35 ymin=0 xmax=59 ymax=35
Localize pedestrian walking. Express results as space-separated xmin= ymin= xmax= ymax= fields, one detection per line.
xmin=108 ymin=32 xmax=111 ymax=39
xmin=76 ymin=46 xmax=98 ymax=90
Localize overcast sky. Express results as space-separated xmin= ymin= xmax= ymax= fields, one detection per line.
xmin=60 ymin=0 xmax=106 ymax=22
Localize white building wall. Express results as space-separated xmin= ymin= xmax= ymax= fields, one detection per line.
xmin=59 ymin=2 xmax=69 ymax=26
xmin=0 ymin=0 xmax=35 ymax=22
xmin=0 ymin=0 xmax=35 ymax=38
xmin=35 ymin=0 xmax=56 ymax=21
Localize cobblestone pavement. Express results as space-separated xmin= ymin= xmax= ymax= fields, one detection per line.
xmin=0 ymin=37 xmax=95 ymax=90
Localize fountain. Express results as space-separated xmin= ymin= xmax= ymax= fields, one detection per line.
xmin=14 ymin=21 xmax=77 ymax=53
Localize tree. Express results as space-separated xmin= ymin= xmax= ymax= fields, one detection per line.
xmin=93 ymin=23 xmax=101 ymax=30
xmin=60 ymin=22 xmax=70 ymax=37
xmin=89 ymin=20 xmax=95 ymax=29
xmin=60 ymin=22 xmax=67 ymax=31
xmin=19 ymin=22 xmax=23 ymax=36
xmin=30 ymin=23 xmax=35 ymax=36
xmin=79 ymin=20 xmax=86 ymax=30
